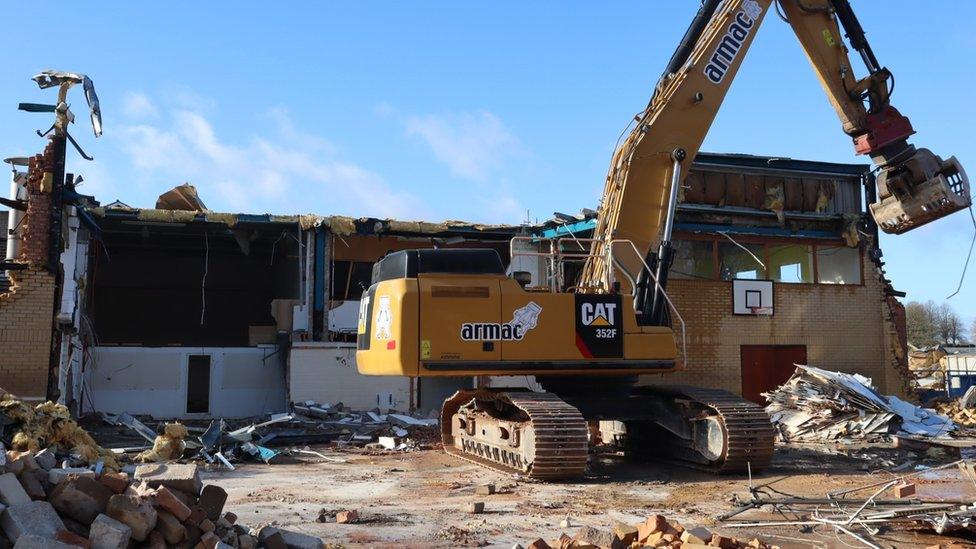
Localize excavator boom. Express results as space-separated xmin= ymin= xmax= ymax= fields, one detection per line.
xmin=581 ymin=0 xmax=969 ymax=300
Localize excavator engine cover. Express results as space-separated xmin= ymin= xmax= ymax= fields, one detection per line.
xmin=870 ymin=148 xmax=970 ymax=234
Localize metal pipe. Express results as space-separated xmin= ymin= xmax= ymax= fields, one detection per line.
xmin=661 ymin=154 xmax=685 ymax=242
xmin=5 ymin=169 xmax=24 ymax=261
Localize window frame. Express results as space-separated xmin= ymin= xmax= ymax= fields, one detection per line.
xmin=673 ymin=231 xmax=864 ymax=286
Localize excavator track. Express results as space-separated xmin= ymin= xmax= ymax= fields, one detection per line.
xmin=650 ymin=386 xmax=776 ymax=474
xmin=440 ymin=390 xmax=588 ymax=480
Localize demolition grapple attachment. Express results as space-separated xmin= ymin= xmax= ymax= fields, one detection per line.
xmin=869 ymin=147 xmax=970 ymax=234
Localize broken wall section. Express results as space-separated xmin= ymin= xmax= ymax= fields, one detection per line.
xmin=0 ymin=145 xmax=58 ymax=400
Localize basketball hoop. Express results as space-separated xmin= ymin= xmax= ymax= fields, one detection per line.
xmin=747 ymin=306 xmax=773 ymax=316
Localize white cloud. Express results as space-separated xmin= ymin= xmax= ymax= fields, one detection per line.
xmin=404 ymin=110 xmax=518 ymax=182
xmin=121 ymin=92 xmax=158 ymax=119
xmin=112 ymin=95 xmax=422 ymax=218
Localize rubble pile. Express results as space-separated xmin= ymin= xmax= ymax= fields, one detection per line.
xmin=764 ymin=365 xmax=957 ymax=443
xmin=1 ymin=395 xmax=119 ymax=471
xmin=104 ymin=402 xmax=439 ymax=468
xmin=523 ymin=515 xmax=777 ymax=549
xmin=935 ymin=402 xmax=976 ymax=428
xmin=0 ymin=455 xmax=321 ymax=548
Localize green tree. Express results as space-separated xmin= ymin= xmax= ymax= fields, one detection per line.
xmin=906 ymin=300 xmax=938 ymax=347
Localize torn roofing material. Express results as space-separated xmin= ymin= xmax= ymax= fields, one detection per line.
xmin=87 ymin=205 xmax=526 ymax=238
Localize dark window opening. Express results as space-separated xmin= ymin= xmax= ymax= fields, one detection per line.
xmin=186 ymin=355 xmax=211 ymax=414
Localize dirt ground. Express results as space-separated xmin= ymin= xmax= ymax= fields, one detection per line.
xmin=197 ymin=444 xmax=976 ymax=548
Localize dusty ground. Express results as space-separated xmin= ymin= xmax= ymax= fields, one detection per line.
xmin=195 ymin=444 xmax=976 ymax=548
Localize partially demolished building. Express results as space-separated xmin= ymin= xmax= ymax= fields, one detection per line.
xmin=0 ymin=150 xmax=909 ymax=418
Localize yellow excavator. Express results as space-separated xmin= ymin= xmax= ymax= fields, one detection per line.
xmin=355 ymin=0 xmax=969 ymax=479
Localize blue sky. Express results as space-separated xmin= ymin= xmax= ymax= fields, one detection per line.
xmin=1 ymin=2 xmax=974 ymax=319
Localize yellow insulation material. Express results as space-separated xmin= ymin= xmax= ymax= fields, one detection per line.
xmin=135 ymin=422 xmax=188 ymax=463
xmin=1 ymin=398 xmax=120 ymax=471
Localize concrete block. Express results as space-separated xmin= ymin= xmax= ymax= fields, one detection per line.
xmin=105 ymin=494 xmax=156 ymax=542
xmin=464 ymin=501 xmax=484 ymax=514
xmin=15 ymin=473 xmax=43 ymax=501
xmin=573 ymin=525 xmax=617 ymax=549
xmin=50 ymin=477 xmax=114 ymax=525
xmin=197 ymin=485 xmax=227 ymax=522
xmin=152 ymin=487 xmax=191 ymax=522
xmin=474 ymin=483 xmax=496 ymax=495
xmin=88 ymin=514 xmax=131 ymax=549
xmin=186 ymin=505 xmax=207 ymax=525
xmin=278 ymin=529 xmax=325 ymax=549
xmin=32 ymin=451 xmax=55 ymax=472
xmin=11 ymin=534 xmax=77 ymax=549
xmin=238 ymin=534 xmax=257 ymax=549
xmin=133 ymin=464 xmax=201 ymax=496
xmin=257 ymin=527 xmax=288 ymax=549
xmin=48 ymin=469 xmax=94 ymax=486
xmin=0 ymin=501 xmax=66 ymax=541
xmin=95 ymin=473 xmax=128 ymax=495
xmin=0 ymin=474 xmax=30 ymax=506
xmin=335 ymin=510 xmax=358 ymax=524
xmin=153 ymin=510 xmax=185 ymax=545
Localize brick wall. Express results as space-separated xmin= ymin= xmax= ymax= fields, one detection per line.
xmin=0 ymin=143 xmax=58 ymax=400
xmin=642 ymin=249 xmax=907 ymax=397
xmin=0 ymin=268 xmax=56 ymax=399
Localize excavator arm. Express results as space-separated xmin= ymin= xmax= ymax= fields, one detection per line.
xmin=580 ymin=0 xmax=969 ymax=322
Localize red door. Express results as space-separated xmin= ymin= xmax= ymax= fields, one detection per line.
xmin=740 ymin=345 xmax=807 ymax=404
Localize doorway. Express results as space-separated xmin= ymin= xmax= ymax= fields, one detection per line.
xmin=186 ymin=354 xmax=212 ymax=414
xmin=740 ymin=345 xmax=806 ymax=404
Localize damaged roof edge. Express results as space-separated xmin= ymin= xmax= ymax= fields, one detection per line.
xmin=87 ymin=207 xmax=527 ymax=238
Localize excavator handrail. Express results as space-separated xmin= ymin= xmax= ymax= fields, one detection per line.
xmin=509 ymin=235 xmax=608 ymax=292
xmin=608 ymin=238 xmax=687 ymax=368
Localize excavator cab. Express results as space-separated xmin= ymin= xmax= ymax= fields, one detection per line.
xmin=870 ymin=147 xmax=970 ymax=234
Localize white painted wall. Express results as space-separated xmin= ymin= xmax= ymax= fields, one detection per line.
xmin=88 ymin=347 xmax=286 ymax=419
xmin=289 ymin=342 xmax=411 ymax=411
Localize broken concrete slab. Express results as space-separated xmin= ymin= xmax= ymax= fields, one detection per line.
xmin=105 ymin=494 xmax=156 ymax=542
xmin=133 ymin=464 xmax=201 ymax=496
xmin=0 ymin=501 xmax=66 ymax=541
xmin=0 ymin=474 xmax=31 ymax=506
xmin=49 ymin=476 xmax=114 ymax=525
xmin=88 ymin=513 xmax=131 ymax=549
xmin=48 ymin=469 xmax=94 ymax=486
